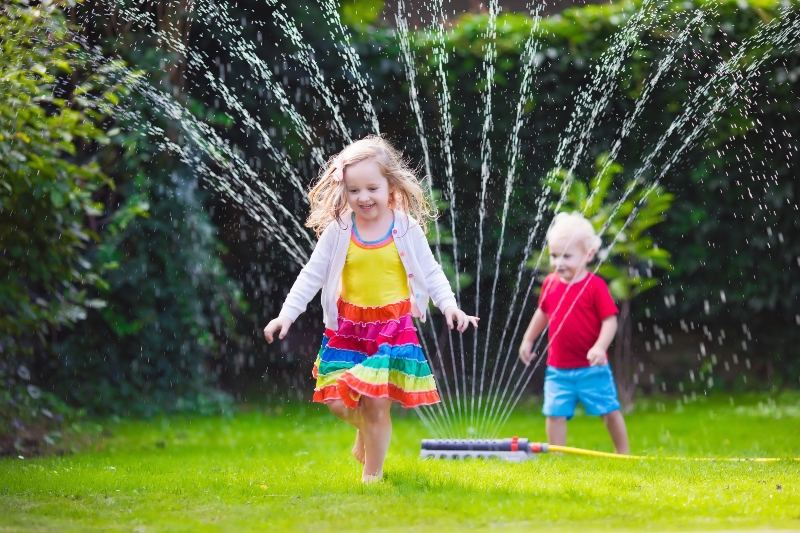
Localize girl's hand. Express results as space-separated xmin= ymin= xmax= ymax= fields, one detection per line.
xmin=518 ymin=340 xmax=535 ymax=366
xmin=443 ymin=306 xmax=479 ymax=333
xmin=263 ymin=317 xmax=293 ymax=343
xmin=586 ymin=345 xmax=608 ymax=366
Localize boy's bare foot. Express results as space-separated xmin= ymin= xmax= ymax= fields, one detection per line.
xmin=352 ymin=430 xmax=365 ymax=464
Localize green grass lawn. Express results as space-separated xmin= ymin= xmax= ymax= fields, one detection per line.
xmin=1 ymin=393 xmax=799 ymax=532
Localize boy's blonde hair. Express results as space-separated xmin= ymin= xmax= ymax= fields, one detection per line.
xmin=306 ymin=135 xmax=436 ymax=236
xmin=546 ymin=212 xmax=602 ymax=252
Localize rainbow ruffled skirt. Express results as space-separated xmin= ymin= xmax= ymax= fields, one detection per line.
xmin=312 ymin=299 xmax=441 ymax=409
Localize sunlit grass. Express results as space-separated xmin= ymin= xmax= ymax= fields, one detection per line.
xmin=1 ymin=393 xmax=798 ymax=531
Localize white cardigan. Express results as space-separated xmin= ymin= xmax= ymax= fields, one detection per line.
xmin=278 ymin=210 xmax=458 ymax=330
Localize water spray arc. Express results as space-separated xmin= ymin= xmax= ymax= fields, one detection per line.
xmin=76 ymin=0 xmax=800 ymax=442
xmin=475 ymin=0 xmax=662 ymax=437
xmin=395 ymin=0 xmax=466 ymax=434
xmin=478 ymin=4 xmax=800 ymax=438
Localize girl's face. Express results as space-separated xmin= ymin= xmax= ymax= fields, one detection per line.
xmin=343 ymin=159 xmax=393 ymax=222
xmin=547 ymin=236 xmax=595 ymax=283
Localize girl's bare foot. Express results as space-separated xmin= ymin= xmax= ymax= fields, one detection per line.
xmin=352 ymin=430 xmax=365 ymax=464
xmin=361 ymin=471 xmax=383 ymax=484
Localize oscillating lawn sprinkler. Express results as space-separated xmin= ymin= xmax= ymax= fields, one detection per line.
xmin=421 ymin=437 xmax=547 ymax=462
xmin=420 ymin=437 xmax=639 ymax=462
xmin=421 ymin=438 xmax=800 ymax=462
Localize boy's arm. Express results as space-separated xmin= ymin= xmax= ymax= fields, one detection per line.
xmin=522 ymin=308 xmax=548 ymax=343
xmin=587 ymin=315 xmax=618 ymax=365
xmin=518 ymin=308 xmax=548 ymax=365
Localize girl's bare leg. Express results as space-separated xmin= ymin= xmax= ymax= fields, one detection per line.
xmin=327 ymin=399 xmax=361 ymax=427
xmin=327 ymin=400 xmax=365 ymax=463
xmin=360 ymin=397 xmax=392 ymax=482
xmin=351 ymin=431 xmax=365 ymax=464
xmin=602 ymin=410 xmax=629 ymax=454
xmin=546 ymin=416 xmax=567 ymax=446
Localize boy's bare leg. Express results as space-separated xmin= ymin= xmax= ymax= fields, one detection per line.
xmin=602 ymin=410 xmax=629 ymax=454
xmin=546 ymin=416 xmax=567 ymax=446
xmin=360 ymin=397 xmax=392 ymax=482
xmin=327 ymin=400 xmax=365 ymax=463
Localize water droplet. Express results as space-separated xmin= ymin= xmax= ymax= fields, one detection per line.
xmin=17 ymin=365 xmax=30 ymax=381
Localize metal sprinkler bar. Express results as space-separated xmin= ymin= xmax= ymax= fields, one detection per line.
xmin=420 ymin=437 xmax=547 ymax=462
xmin=419 ymin=438 xmax=631 ymax=461
xmin=421 ymin=438 xmax=800 ymax=462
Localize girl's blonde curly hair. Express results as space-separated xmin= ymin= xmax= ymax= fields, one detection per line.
xmin=306 ymin=135 xmax=437 ymax=236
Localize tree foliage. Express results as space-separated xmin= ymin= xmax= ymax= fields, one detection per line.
xmin=540 ymin=155 xmax=673 ymax=302
xmin=233 ymin=0 xmax=798 ymax=384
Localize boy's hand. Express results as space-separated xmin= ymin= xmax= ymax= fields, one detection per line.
xmin=263 ymin=317 xmax=293 ymax=343
xmin=518 ymin=340 xmax=535 ymax=366
xmin=444 ymin=306 xmax=480 ymax=333
xmin=586 ymin=345 xmax=608 ymax=366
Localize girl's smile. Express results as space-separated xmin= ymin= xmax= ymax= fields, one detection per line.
xmin=343 ymin=159 xmax=393 ymax=225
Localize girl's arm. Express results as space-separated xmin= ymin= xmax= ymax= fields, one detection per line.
xmin=587 ymin=315 xmax=618 ymax=365
xmin=412 ymin=225 xmax=458 ymax=313
xmin=263 ymin=226 xmax=335 ymax=343
xmin=411 ymin=225 xmax=478 ymax=331
xmin=278 ymin=226 xmax=335 ymax=322
xmin=518 ymin=308 xmax=548 ymax=366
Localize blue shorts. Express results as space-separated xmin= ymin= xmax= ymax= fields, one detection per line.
xmin=542 ymin=365 xmax=621 ymax=419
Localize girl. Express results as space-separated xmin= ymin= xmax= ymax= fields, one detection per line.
xmin=263 ymin=136 xmax=478 ymax=482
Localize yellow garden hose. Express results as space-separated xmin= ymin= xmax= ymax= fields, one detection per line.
xmin=543 ymin=443 xmax=798 ymax=462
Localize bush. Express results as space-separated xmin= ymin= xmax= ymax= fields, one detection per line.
xmin=0 ymin=0 xmax=144 ymax=453
xmin=53 ymin=162 xmax=245 ymax=416
xmin=1 ymin=1 xmax=247 ymax=454
xmin=47 ymin=0 xmax=799 ymax=404
xmin=48 ymin=8 xmax=249 ymax=416
xmin=0 ymin=0 xmax=133 ymax=356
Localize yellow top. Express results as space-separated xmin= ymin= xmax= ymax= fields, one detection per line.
xmin=340 ymin=235 xmax=410 ymax=308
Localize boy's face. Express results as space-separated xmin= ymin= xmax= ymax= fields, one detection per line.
xmin=548 ymin=236 xmax=595 ymax=283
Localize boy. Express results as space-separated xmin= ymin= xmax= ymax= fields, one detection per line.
xmin=518 ymin=212 xmax=629 ymax=453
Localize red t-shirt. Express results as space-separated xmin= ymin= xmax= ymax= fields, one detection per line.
xmin=537 ymin=272 xmax=618 ymax=369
